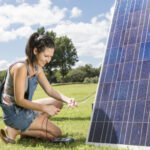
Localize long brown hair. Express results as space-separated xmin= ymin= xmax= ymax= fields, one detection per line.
xmin=25 ymin=32 xmax=55 ymax=66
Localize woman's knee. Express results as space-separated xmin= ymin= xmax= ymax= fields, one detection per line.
xmin=47 ymin=121 xmax=62 ymax=137
xmin=53 ymin=127 xmax=62 ymax=137
xmin=41 ymin=118 xmax=62 ymax=137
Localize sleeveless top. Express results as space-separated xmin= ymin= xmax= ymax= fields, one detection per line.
xmin=2 ymin=60 xmax=38 ymax=105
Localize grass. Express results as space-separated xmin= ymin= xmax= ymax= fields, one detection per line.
xmin=0 ymin=83 xmax=127 ymax=150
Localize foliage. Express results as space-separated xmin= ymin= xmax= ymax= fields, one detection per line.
xmin=38 ymin=27 xmax=56 ymax=41
xmin=55 ymin=70 xmax=63 ymax=83
xmin=63 ymin=64 xmax=100 ymax=83
xmin=37 ymin=27 xmax=45 ymax=35
xmin=65 ymin=68 xmax=86 ymax=82
xmin=54 ymin=36 xmax=78 ymax=79
xmin=83 ymin=76 xmax=99 ymax=83
xmin=81 ymin=64 xmax=100 ymax=78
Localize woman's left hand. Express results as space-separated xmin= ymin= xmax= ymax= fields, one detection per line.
xmin=67 ymin=98 xmax=78 ymax=109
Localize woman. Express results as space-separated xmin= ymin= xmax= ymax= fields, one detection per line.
xmin=0 ymin=32 xmax=78 ymax=144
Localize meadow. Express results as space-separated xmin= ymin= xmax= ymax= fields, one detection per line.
xmin=0 ymin=84 xmax=126 ymax=150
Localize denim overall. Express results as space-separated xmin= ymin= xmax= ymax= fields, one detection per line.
xmin=0 ymin=61 xmax=39 ymax=131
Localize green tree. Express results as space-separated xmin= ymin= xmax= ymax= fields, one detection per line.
xmin=37 ymin=27 xmax=78 ymax=83
xmin=64 ymin=65 xmax=101 ymax=83
xmin=81 ymin=64 xmax=100 ymax=78
xmin=55 ymin=36 xmax=78 ymax=80
xmin=37 ymin=27 xmax=45 ymax=35
xmin=37 ymin=27 xmax=56 ymax=40
xmin=45 ymin=31 xmax=56 ymax=41
xmin=66 ymin=68 xmax=86 ymax=82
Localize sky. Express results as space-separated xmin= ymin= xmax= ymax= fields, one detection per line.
xmin=0 ymin=0 xmax=115 ymax=71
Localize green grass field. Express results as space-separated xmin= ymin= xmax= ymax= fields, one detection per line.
xmin=0 ymin=84 xmax=127 ymax=150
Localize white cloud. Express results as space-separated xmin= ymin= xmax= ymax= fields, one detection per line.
xmin=15 ymin=26 xmax=34 ymax=38
xmin=0 ymin=26 xmax=33 ymax=42
xmin=0 ymin=60 xmax=10 ymax=71
xmin=16 ymin=0 xmax=25 ymax=3
xmin=70 ymin=7 xmax=82 ymax=18
xmin=0 ymin=0 xmax=66 ymax=27
xmin=0 ymin=1 xmax=115 ymax=68
xmin=0 ymin=0 xmax=67 ymax=41
xmin=48 ymin=5 xmax=114 ymax=60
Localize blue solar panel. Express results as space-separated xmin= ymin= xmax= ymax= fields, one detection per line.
xmin=87 ymin=0 xmax=150 ymax=148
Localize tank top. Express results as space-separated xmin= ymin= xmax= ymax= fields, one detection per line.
xmin=2 ymin=60 xmax=38 ymax=105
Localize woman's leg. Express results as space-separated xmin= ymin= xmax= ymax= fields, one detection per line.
xmin=5 ymin=113 xmax=61 ymax=141
xmin=21 ymin=129 xmax=54 ymax=139
xmin=4 ymin=98 xmax=63 ymax=141
xmin=5 ymin=126 xmax=21 ymax=141
xmin=20 ymin=113 xmax=62 ymax=139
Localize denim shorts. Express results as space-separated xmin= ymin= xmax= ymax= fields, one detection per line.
xmin=1 ymin=103 xmax=39 ymax=132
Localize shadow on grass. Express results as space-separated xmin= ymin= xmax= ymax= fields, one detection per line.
xmin=17 ymin=136 xmax=87 ymax=149
xmin=51 ymin=116 xmax=90 ymax=121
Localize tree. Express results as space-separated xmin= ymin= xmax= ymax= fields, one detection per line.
xmin=64 ymin=65 xmax=101 ymax=83
xmin=37 ymin=27 xmax=45 ymax=35
xmin=37 ymin=27 xmax=78 ymax=82
xmin=66 ymin=68 xmax=86 ymax=82
xmin=38 ymin=27 xmax=56 ymax=41
xmin=54 ymin=36 xmax=78 ymax=80
xmin=45 ymin=31 xmax=56 ymax=41
xmin=81 ymin=64 xmax=100 ymax=78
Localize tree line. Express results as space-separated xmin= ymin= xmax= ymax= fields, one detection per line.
xmin=0 ymin=64 xmax=101 ymax=84
xmin=48 ymin=64 xmax=101 ymax=83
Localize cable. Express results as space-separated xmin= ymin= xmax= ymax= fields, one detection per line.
xmin=77 ymin=91 xmax=96 ymax=103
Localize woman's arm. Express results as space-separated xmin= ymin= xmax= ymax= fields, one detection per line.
xmin=12 ymin=63 xmax=60 ymax=115
xmin=37 ymin=67 xmax=78 ymax=107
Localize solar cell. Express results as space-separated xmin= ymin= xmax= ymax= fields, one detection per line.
xmin=87 ymin=0 xmax=150 ymax=148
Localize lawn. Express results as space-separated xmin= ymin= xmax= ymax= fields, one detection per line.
xmin=0 ymin=83 xmax=125 ymax=150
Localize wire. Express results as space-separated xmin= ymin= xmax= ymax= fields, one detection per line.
xmin=77 ymin=91 xmax=96 ymax=103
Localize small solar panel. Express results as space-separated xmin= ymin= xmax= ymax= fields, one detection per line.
xmin=87 ymin=0 xmax=150 ymax=148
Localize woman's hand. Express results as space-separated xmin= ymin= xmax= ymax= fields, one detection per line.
xmin=67 ymin=98 xmax=78 ymax=109
xmin=42 ymin=105 xmax=60 ymax=116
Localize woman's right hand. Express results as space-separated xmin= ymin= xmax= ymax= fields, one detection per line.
xmin=42 ymin=105 xmax=60 ymax=116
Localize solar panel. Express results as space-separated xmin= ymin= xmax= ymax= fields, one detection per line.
xmin=87 ymin=0 xmax=150 ymax=148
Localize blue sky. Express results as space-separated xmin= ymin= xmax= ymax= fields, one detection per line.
xmin=0 ymin=0 xmax=115 ymax=70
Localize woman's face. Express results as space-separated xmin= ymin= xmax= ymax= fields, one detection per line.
xmin=34 ymin=47 xmax=54 ymax=67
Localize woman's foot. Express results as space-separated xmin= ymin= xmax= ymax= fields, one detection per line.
xmin=5 ymin=126 xmax=20 ymax=142
xmin=0 ymin=129 xmax=15 ymax=144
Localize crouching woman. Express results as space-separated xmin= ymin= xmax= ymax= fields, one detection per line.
xmin=0 ymin=32 xmax=78 ymax=144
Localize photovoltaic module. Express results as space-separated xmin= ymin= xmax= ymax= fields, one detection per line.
xmin=87 ymin=0 xmax=150 ymax=148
